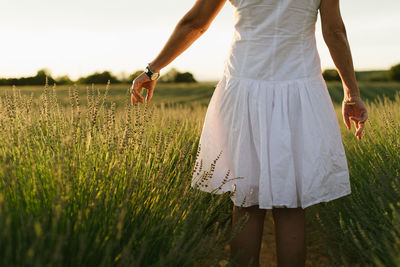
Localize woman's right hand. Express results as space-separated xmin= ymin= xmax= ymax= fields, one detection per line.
xmin=342 ymin=96 xmax=368 ymax=140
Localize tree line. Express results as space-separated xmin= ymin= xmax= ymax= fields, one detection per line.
xmin=0 ymin=68 xmax=197 ymax=86
xmin=323 ymin=63 xmax=400 ymax=82
xmin=1 ymin=63 xmax=399 ymax=86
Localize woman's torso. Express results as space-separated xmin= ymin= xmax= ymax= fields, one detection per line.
xmin=225 ymin=0 xmax=322 ymax=81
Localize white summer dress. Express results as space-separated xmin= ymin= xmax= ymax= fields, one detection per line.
xmin=190 ymin=0 xmax=352 ymax=209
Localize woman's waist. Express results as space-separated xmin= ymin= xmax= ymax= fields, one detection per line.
xmin=220 ymin=71 xmax=325 ymax=85
xmin=223 ymin=65 xmax=323 ymax=83
xmin=224 ymin=44 xmax=322 ymax=81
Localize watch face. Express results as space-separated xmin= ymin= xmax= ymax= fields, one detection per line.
xmin=151 ymin=73 xmax=159 ymax=80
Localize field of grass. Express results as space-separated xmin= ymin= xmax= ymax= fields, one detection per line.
xmin=2 ymin=80 xmax=399 ymax=109
xmin=0 ymin=82 xmax=217 ymax=110
xmin=0 ymin=81 xmax=399 ymax=266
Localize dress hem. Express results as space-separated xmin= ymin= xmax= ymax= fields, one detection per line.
xmin=191 ymin=183 xmax=352 ymax=210
xmin=232 ymin=189 xmax=352 ymax=210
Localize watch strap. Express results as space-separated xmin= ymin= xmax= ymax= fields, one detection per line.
xmin=145 ymin=64 xmax=160 ymax=80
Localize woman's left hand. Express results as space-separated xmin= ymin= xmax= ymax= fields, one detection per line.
xmin=130 ymin=72 xmax=156 ymax=105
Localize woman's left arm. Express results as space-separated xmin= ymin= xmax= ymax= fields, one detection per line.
xmin=131 ymin=0 xmax=227 ymax=105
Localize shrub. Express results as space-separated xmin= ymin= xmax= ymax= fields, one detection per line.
xmin=77 ymin=71 xmax=120 ymax=84
xmin=388 ymin=63 xmax=400 ymax=81
xmin=175 ymin=72 xmax=197 ymax=83
xmin=55 ymin=75 xmax=73 ymax=85
xmin=159 ymin=68 xmax=197 ymax=83
xmin=322 ymin=69 xmax=341 ymax=81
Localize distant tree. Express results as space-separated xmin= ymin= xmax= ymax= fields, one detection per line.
xmin=322 ymin=69 xmax=341 ymax=81
xmin=175 ymin=72 xmax=197 ymax=83
xmin=159 ymin=68 xmax=179 ymax=83
xmin=388 ymin=63 xmax=400 ymax=81
xmin=78 ymin=71 xmax=120 ymax=84
xmin=367 ymin=73 xmax=389 ymax=82
xmin=55 ymin=75 xmax=73 ymax=85
xmin=127 ymin=70 xmax=144 ymax=82
xmin=158 ymin=68 xmax=196 ymax=83
xmin=0 ymin=78 xmax=8 ymax=86
xmin=36 ymin=68 xmax=51 ymax=77
xmin=17 ymin=69 xmax=56 ymax=85
xmin=0 ymin=70 xmax=55 ymax=85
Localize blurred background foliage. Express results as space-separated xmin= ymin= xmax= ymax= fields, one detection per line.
xmin=2 ymin=62 xmax=400 ymax=86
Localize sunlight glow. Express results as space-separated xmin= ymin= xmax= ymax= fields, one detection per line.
xmin=1 ymin=0 xmax=399 ymax=81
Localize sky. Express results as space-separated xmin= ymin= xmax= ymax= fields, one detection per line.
xmin=1 ymin=0 xmax=400 ymax=81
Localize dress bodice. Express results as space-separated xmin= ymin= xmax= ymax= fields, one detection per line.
xmin=225 ymin=0 xmax=323 ymax=81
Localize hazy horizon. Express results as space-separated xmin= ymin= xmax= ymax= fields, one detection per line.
xmin=0 ymin=67 xmax=393 ymax=83
xmin=1 ymin=0 xmax=399 ymax=82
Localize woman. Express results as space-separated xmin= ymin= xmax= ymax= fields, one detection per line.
xmin=131 ymin=0 xmax=368 ymax=266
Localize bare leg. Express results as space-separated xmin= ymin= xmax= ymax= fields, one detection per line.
xmin=272 ymin=207 xmax=306 ymax=267
xmin=230 ymin=205 xmax=267 ymax=267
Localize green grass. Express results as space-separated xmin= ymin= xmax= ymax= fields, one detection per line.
xmin=326 ymin=81 xmax=400 ymax=104
xmin=0 ymin=82 xmax=218 ymax=111
xmin=0 ymin=81 xmax=399 ymax=266
xmin=305 ymin=94 xmax=400 ymax=266
xmin=1 ymin=81 xmax=399 ymax=109
xmin=0 ymin=83 xmax=240 ymax=266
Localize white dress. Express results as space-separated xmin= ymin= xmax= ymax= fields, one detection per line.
xmin=190 ymin=0 xmax=352 ymax=209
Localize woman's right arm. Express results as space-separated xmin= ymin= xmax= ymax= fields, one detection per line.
xmin=320 ymin=0 xmax=368 ymax=140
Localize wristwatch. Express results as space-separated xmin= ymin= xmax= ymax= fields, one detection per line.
xmin=144 ymin=64 xmax=160 ymax=80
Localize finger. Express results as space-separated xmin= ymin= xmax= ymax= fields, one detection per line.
xmin=352 ymin=116 xmax=367 ymax=134
xmin=355 ymin=126 xmax=362 ymax=138
xmin=137 ymin=88 xmax=145 ymax=103
xmin=355 ymin=126 xmax=363 ymax=141
xmin=342 ymin=105 xmax=352 ymax=130
xmin=146 ymin=89 xmax=153 ymax=103
xmin=343 ymin=114 xmax=351 ymax=130
xmin=132 ymin=82 xmax=145 ymax=103
xmin=354 ymin=119 xmax=359 ymax=130
xmin=350 ymin=116 xmax=361 ymax=130
xmin=131 ymin=93 xmax=136 ymax=106
xmin=355 ymin=121 xmax=365 ymax=137
xmin=357 ymin=129 xmax=363 ymax=140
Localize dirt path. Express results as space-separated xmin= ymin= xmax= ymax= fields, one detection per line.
xmin=259 ymin=211 xmax=277 ymax=266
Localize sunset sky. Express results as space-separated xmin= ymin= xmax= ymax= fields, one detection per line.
xmin=1 ymin=0 xmax=400 ymax=81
